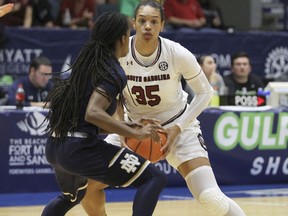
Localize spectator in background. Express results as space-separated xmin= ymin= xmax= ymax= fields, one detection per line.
xmin=0 ymin=0 xmax=33 ymax=28
xmin=106 ymin=0 xmax=118 ymax=3
xmin=0 ymin=3 xmax=14 ymax=105
xmin=31 ymin=0 xmax=54 ymax=27
xmin=198 ymin=54 xmax=226 ymax=95
xmin=0 ymin=86 xmax=7 ymax=105
xmin=119 ymin=0 xmax=140 ymax=27
xmin=47 ymin=0 xmax=60 ymax=22
xmin=163 ymin=0 xmax=206 ymax=30
xmin=7 ymin=56 xmax=53 ymax=107
xmin=0 ymin=3 xmax=14 ymax=17
xmin=223 ymin=52 xmax=264 ymax=96
xmin=198 ymin=0 xmax=225 ymax=29
xmin=198 ymin=54 xmax=226 ymax=106
xmin=58 ymin=0 xmax=95 ymax=29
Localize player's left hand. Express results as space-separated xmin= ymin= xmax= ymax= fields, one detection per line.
xmin=0 ymin=3 xmax=14 ymax=18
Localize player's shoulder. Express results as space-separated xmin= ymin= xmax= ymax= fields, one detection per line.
xmin=160 ymin=36 xmax=192 ymax=54
xmin=159 ymin=36 xmax=182 ymax=49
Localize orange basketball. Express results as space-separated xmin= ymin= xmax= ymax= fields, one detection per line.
xmin=125 ymin=131 xmax=167 ymax=163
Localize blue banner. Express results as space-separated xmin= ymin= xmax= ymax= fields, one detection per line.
xmin=0 ymin=28 xmax=288 ymax=81
xmin=198 ymin=106 xmax=288 ymax=185
xmin=0 ymin=106 xmax=287 ymax=193
xmin=0 ymin=108 xmax=58 ymax=193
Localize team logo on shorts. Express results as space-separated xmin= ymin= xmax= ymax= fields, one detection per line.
xmin=158 ymin=61 xmax=168 ymax=71
xmin=197 ymin=134 xmax=207 ymax=151
xmin=120 ymin=153 xmax=140 ymax=173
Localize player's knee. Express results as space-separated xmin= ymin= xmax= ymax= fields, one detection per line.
xmin=63 ymin=188 xmax=86 ymax=205
xmin=198 ymin=188 xmax=229 ymax=216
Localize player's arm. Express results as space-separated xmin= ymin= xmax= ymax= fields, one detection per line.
xmin=85 ymin=88 xmax=161 ymax=141
xmin=161 ymin=48 xmax=213 ymax=156
xmin=98 ymin=99 xmax=124 ymax=134
xmin=175 ymin=47 xmax=214 ymax=132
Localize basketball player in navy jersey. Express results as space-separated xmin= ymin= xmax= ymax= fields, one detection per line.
xmin=82 ymin=1 xmax=246 ymax=216
xmin=41 ymin=11 xmax=166 ymax=216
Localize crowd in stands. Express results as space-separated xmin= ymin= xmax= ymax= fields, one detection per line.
xmin=0 ymin=0 xmax=226 ymax=30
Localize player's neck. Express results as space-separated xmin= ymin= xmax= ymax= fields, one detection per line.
xmin=134 ymin=37 xmax=159 ymax=57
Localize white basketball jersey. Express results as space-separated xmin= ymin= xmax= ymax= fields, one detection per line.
xmin=119 ymin=36 xmax=201 ymax=125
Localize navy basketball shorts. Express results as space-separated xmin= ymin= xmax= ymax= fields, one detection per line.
xmin=45 ymin=136 xmax=150 ymax=200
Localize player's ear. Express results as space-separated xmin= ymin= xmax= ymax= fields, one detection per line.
xmin=161 ymin=21 xmax=165 ymax=32
xmin=121 ymin=35 xmax=125 ymax=45
xmin=132 ymin=18 xmax=136 ymax=30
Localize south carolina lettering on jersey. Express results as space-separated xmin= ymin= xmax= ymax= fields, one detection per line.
xmin=126 ymin=74 xmax=170 ymax=82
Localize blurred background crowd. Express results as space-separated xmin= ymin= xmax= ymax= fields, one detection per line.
xmin=0 ymin=0 xmax=286 ymax=31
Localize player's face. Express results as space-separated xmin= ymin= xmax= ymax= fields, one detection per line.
xmin=133 ymin=5 xmax=164 ymax=42
xmin=232 ymin=57 xmax=251 ymax=79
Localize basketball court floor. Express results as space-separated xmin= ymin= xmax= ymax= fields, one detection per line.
xmin=0 ymin=184 xmax=287 ymax=215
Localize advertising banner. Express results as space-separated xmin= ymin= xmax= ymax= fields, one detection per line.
xmin=0 ymin=28 xmax=287 ymax=81
xmin=0 ymin=107 xmax=287 ymax=193
xmin=198 ymin=107 xmax=288 ymax=185
xmin=0 ymin=109 xmax=58 ymax=193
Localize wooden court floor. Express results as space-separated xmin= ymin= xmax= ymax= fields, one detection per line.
xmin=1 ymin=196 xmax=288 ymax=216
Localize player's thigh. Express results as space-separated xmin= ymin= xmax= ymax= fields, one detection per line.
xmin=87 ymin=179 xmax=109 ymax=192
xmin=177 ymin=157 xmax=211 ymax=177
xmin=166 ymin=127 xmax=209 ymax=172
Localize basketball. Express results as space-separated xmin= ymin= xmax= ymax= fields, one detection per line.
xmin=125 ymin=131 xmax=168 ymax=163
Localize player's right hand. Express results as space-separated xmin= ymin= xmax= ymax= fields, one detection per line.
xmin=134 ymin=123 xmax=163 ymax=142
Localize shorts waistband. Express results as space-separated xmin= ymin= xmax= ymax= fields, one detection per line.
xmin=51 ymin=132 xmax=88 ymax=138
xmin=161 ymin=104 xmax=187 ymax=126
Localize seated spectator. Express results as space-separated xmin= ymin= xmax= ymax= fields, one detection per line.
xmin=198 ymin=54 xmax=226 ymax=106
xmin=0 ymin=3 xmax=14 ymax=17
xmin=7 ymin=56 xmax=53 ymax=108
xmin=163 ymin=0 xmax=206 ymax=30
xmin=198 ymin=54 xmax=226 ymax=95
xmin=58 ymin=0 xmax=95 ymax=29
xmin=47 ymin=0 xmax=60 ymax=22
xmin=0 ymin=86 xmax=7 ymax=105
xmin=224 ymin=52 xmax=264 ymax=96
xmin=198 ymin=0 xmax=225 ymax=29
xmin=119 ymin=0 xmax=140 ymax=27
xmin=31 ymin=0 xmax=54 ymax=27
xmin=0 ymin=0 xmax=33 ymax=28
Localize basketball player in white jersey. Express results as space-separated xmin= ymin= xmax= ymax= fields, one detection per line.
xmin=81 ymin=1 xmax=246 ymax=215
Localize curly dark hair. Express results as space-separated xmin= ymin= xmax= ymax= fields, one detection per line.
xmin=44 ymin=12 xmax=129 ymax=141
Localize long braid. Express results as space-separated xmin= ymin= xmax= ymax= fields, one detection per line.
xmin=45 ymin=12 xmax=129 ymax=142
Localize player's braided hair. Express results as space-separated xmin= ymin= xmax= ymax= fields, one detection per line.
xmin=134 ymin=0 xmax=165 ymax=21
xmin=44 ymin=12 xmax=129 ymax=141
